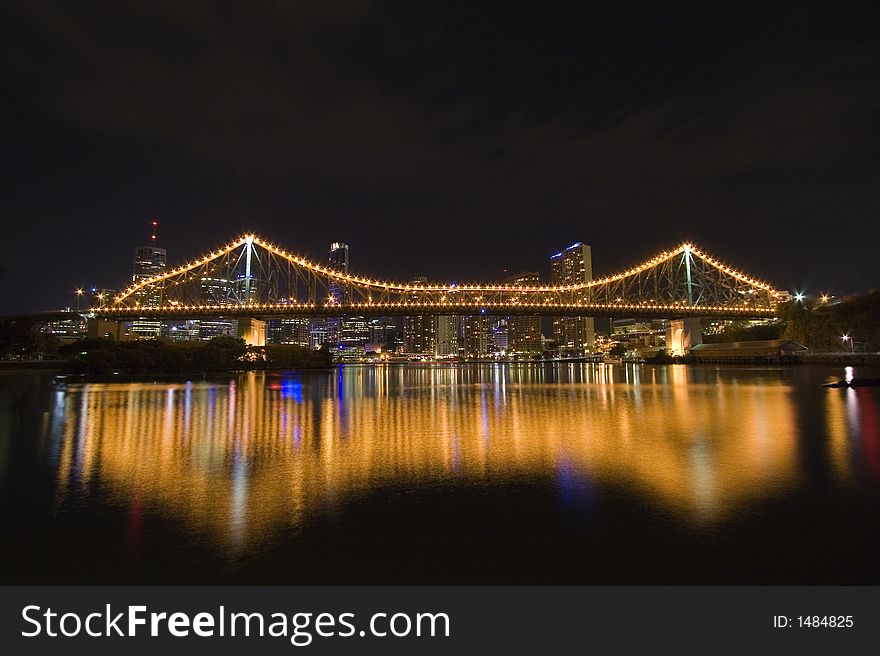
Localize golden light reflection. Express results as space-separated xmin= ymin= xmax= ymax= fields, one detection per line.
xmin=47 ymin=366 xmax=804 ymax=553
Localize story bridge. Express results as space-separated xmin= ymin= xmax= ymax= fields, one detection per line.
xmin=81 ymin=234 xmax=782 ymax=348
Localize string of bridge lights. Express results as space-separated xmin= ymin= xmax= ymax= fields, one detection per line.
xmin=94 ymin=300 xmax=776 ymax=316
xmin=111 ymin=233 xmax=780 ymax=307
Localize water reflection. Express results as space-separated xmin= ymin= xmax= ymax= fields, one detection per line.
xmin=40 ymin=364 xmax=876 ymax=557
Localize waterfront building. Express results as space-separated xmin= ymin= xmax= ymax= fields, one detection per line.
xmin=435 ymin=315 xmax=460 ymax=357
xmin=198 ymin=276 xmax=236 ymax=340
xmin=42 ymin=317 xmax=86 ymax=343
xmin=461 ymin=313 xmax=490 ymax=357
xmin=403 ymin=277 xmax=436 ymax=355
xmin=167 ymin=319 xmax=200 ymax=341
xmin=505 ymin=271 xmax=542 ymax=354
xmin=267 ymin=318 xmax=311 ymax=348
xmin=490 ymin=317 xmax=509 ymax=352
xmin=368 ymin=317 xmax=400 ymax=350
xmin=309 ymin=321 xmax=328 ymax=350
xmin=129 ymin=228 xmax=167 ymax=339
xmin=326 ymin=242 xmax=349 ymax=348
xmin=550 ymin=242 xmax=595 ymax=356
xmin=339 ymin=315 xmax=370 ymax=360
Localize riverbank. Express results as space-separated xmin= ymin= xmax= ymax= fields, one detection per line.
xmin=0 ymin=359 xmax=65 ymax=371
xmin=4 ymin=352 xmax=879 ymax=375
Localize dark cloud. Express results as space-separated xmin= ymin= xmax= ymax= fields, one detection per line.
xmin=1 ymin=1 xmax=879 ymax=312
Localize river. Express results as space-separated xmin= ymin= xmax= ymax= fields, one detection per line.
xmin=1 ymin=363 xmax=878 ymax=583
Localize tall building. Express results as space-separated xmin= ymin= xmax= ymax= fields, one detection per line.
xmin=267 ymin=318 xmax=311 ymax=348
xmin=368 ymin=317 xmax=400 ymax=349
xmin=461 ymin=313 xmax=490 ymax=357
xmin=132 ymin=245 xmax=167 ymax=301
xmin=490 ymin=317 xmax=509 ymax=352
xmin=130 ymin=222 xmax=167 ymax=339
xmin=198 ymin=276 xmax=236 ymax=340
xmin=89 ymin=288 xmax=117 ymax=308
xmin=435 ymin=316 xmax=460 ymax=357
xmin=506 ymin=271 xmax=543 ymax=354
xmin=403 ymin=277 xmax=436 ymax=355
xmin=550 ymin=242 xmax=595 ymax=355
xmin=339 ymin=315 xmax=369 ymax=358
xmin=309 ymin=321 xmax=328 ymax=350
xmin=326 ymin=242 xmax=349 ymax=349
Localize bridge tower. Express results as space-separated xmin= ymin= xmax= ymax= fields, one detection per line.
xmin=237 ymin=317 xmax=267 ymax=347
xmin=666 ymin=318 xmax=702 ymax=356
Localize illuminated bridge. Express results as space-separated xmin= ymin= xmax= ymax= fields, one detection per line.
xmin=81 ymin=234 xmax=783 ymax=348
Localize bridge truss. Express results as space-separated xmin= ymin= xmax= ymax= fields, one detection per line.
xmin=93 ymin=235 xmax=782 ymax=319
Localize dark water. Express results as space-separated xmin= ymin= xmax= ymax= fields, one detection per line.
xmin=1 ymin=363 xmax=879 ymax=584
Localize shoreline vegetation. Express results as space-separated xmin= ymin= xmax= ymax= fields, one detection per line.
xmin=55 ymin=336 xmax=334 ymax=375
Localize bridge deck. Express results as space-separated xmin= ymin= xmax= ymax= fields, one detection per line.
xmin=86 ymin=303 xmax=776 ymax=320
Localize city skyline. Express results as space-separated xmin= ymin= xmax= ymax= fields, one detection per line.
xmin=94 ymin=229 xmax=612 ymax=301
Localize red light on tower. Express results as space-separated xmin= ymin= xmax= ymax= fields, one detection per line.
xmin=151 ymin=220 xmax=159 ymax=241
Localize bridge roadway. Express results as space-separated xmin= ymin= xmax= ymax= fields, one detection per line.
xmin=84 ymin=301 xmax=776 ymax=321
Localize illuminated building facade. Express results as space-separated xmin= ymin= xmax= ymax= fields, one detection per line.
xmin=461 ymin=313 xmax=490 ymax=357
xmin=309 ymin=321 xmax=328 ymax=350
xmin=339 ymin=315 xmax=369 ymax=361
xmin=550 ymin=242 xmax=595 ymax=355
xmin=89 ymin=288 xmax=117 ymax=308
xmin=368 ymin=317 xmax=401 ymax=351
xmin=435 ymin=316 xmax=460 ymax=357
xmin=130 ymin=244 xmax=167 ymax=339
xmin=506 ymin=271 xmax=542 ymax=354
xmin=403 ymin=277 xmax=436 ymax=355
xmin=267 ymin=318 xmax=311 ymax=348
xmin=326 ymin=242 xmax=349 ymax=349
xmin=490 ymin=317 xmax=509 ymax=352
xmin=198 ymin=276 xmax=236 ymax=340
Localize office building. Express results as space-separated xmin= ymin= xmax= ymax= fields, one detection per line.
xmin=403 ymin=277 xmax=436 ymax=355
xmin=267 ymin=318 xmax=311 ymax=348
xmin=490 ymin=317 xmax=509 ymax=352
xmin=130 ymin=233 xmax=167 ymax=338
xmin=199 ymin=276 xmax=236 ymax=340
xmin=550 ymin=242 xmax=595 ymax=355
xmin=506 ymin=271 xmax=543 ymax=354
xmin=326 ymin=242 xmax=349 ymax=348
xmin=461 ymin=313 xmax=490 ymax=357
xmin=435 ymin=316 xmax=460 ymax=357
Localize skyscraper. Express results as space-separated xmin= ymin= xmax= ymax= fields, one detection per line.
xmin=325 ymin=242 xmax=369 ymax=361
xmin=435 ymin=315 xmax=460 ymax=357
xmin=368 ymin=317 xmax=401 ymax=351
xmin=132 ymin=245 xmax=167 ymax=298
xmin=130 ymin=221 xmax=167 ymax=339
xmin=550 ymin=242 xmax=595 ymax=355
xmin=267 ymin=318 xmax=311 ymax=348
xmin=490 ymin=317 xmax=509 ymax=352
xmin=403 ymin=277 xmax=436 ymax=355
xmin=506 ymin=271 xmax=543 ymax=354
xmin=198 ymin=276 xmax=235 ymax=340
xmin=461 ymin=313 xmax=490 ymax=357
xmin=325 ymin=242 xmax=349 ymax=349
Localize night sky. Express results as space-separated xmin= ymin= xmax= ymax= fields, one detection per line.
xmin=2 ymin=1 xmax=880 ymax=314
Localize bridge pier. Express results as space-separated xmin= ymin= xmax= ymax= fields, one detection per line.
xmin=236 ymin=317 xmax=266 ymax=347
xmin=87 ymin=317 xmax=128 ymax=340
xmin=666 ymin=318 xmax=702 ymax=356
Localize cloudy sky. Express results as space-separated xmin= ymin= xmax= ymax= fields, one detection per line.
xmin=2 ymin=1 xmax=879 ymax=312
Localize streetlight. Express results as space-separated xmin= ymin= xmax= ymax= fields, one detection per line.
xmin=841 ymin=334 xmax=854 ymax=353
xmin=820 ymin=293 xmax=830 ymax=303
xmin=794 ymin=292 xmax=805 ymax=303
xmin=74 ymin=288 xmax=84 ymax=312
